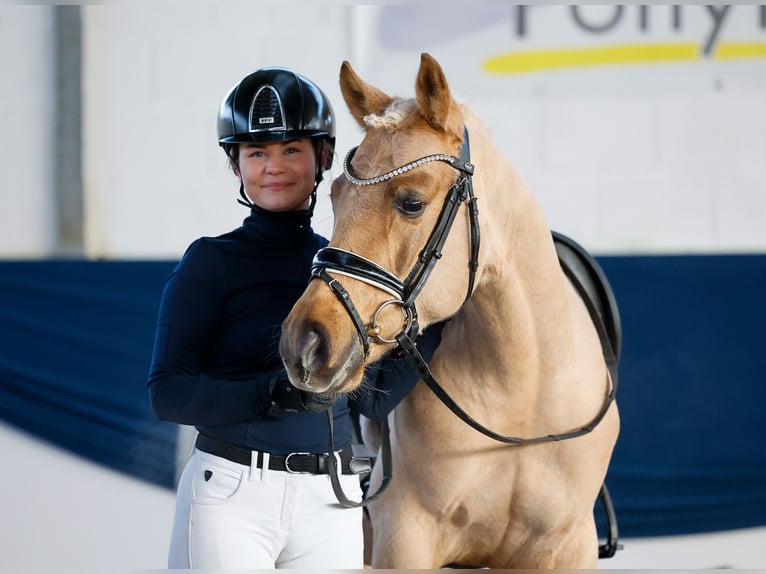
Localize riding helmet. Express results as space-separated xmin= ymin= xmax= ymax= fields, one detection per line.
xmin=217 ymin=67 xmax=335 ymax=168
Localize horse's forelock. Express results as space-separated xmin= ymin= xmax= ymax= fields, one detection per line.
xmin=362 ymin=99 xmax=417 ymax=130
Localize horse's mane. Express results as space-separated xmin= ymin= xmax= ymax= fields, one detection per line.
xmin=362 ymin=98 xmax=417 ymax=130
xmin=362 ymin=94 xmax=480 ymax=145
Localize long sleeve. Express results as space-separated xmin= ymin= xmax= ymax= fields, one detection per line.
xmin=149 ymin=371 xmax=276 ymax=426
xmin=147 ymin=240 xmax=275 ymax=426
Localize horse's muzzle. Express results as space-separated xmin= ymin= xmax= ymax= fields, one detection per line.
xmin=279 ymin=311 xmax=366 ymax=394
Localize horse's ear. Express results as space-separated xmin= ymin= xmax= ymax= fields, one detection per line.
xmin=415 ymin=53 xmax=456 ymax=133
xmin=340 ymin=61 xmax=393 ymax=128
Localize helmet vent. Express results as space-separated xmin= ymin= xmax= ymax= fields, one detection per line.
xmin=249 ymin=85 xmax=286 ymax=133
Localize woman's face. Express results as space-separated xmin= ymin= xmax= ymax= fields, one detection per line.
xmin=237 ymin=138 xmax=318 ymax=212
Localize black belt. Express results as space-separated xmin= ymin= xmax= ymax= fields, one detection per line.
xmin=195 ymin=434 xmax=369 ymax=475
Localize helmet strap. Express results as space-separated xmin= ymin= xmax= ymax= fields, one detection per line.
xmin=308 ymin=187 xmax=318 ymax=218
xmin=307 ymin=140 xmax=328 ymax=218
xmin=237 ymin=180 xmax=317 ymax=219
xmin=237 ymin=181 xmax=255 ymax=209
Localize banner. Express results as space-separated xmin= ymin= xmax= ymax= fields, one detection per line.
xmin=1 ymin=256 xmax=764 ymax=537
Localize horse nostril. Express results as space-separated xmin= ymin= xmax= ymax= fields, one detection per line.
xmin=302 ymin=330 xmax=320 ymax=355
xmin=300 ymin=326 xmax=328 ymax=371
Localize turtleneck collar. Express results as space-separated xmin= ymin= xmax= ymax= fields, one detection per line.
xmin=240 ymin=204 xmax=314 ymax=244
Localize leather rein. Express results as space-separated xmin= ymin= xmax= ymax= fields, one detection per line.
xmin=317 ymin=126 xmax=616 ymax=507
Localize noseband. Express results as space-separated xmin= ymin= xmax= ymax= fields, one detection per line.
xmin=311 ymin=126 xmax=479 ymax=358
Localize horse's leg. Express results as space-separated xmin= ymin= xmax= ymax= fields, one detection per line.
xmin=490 ymin=515 xmax=598 ymax=569
xmin=370 ymin=509 xmax=441 ymax=568
xmin=549 ymin=517 xmax=599 ymax=569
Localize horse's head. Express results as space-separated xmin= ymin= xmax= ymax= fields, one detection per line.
xmin=280 ymin=53 xmax=480 ymax=394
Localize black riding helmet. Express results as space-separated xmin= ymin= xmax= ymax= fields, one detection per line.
xmin=218 ymin=67 xmax=336 ymax=211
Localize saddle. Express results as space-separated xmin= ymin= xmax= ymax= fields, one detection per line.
xmin=552 ymin=231 xmax=622 ymax=366
xmin=552 ymin=231 xmax=622 ymax=559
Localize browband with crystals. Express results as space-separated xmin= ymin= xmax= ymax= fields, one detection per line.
xmin=343 ymin=147 xmax=458 ymax=187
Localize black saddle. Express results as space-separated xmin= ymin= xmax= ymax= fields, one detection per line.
xmin=553 ymin=231 xmax=622 ymax=365
xmin=552 ymin=231 xmax=622 ymax=559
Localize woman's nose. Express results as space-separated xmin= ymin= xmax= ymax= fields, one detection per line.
xmin=266 ymin=154 xmax=285 ymax=172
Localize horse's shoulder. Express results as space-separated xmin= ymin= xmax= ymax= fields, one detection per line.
xmin=552 ymin=231 xmax=622 ymax=363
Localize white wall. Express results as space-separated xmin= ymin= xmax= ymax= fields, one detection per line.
xmin=347 ymin=4 xmax=766 ymax=254
xmin=2 ymin=3 xmax=764 ymax=258
xmin=81 ymin=1 xmax=355 ymax=258
xmin=0 ymin=6 xmax=56 ymax=257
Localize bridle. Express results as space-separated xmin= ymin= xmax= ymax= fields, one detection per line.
xmin=311 ymin=126 xmax=479 ymax=359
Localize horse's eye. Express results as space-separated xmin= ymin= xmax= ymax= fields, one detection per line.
xmin=399 ymin=197 xmax=425 ymax=216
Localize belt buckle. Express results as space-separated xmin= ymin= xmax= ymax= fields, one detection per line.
xmin=284 ymin=452 xmax=312 ymax=474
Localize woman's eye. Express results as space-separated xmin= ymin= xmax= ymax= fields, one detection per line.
xmin=400 ymin=197 xmax=425 ymax=215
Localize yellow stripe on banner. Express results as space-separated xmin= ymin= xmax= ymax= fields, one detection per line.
xmin=483 ymin=43 xmax=701 ymax=74
xmin=715 ymin=42 xmax=766 ymax=59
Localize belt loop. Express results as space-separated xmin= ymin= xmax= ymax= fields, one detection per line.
xmin=249 ymin=451 xmax=269 ymax=482
xmin=260 ymin=452 xmax=270 ymax=481
xmin=249 ymin=451 xmax=258 ymax=481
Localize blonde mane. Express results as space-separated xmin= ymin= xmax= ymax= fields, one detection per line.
xmin=363 ymin=99 xmax=417 ymax=129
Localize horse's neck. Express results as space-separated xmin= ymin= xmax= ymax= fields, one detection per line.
xmin=457 ymin=161 xmax=575 ymax=386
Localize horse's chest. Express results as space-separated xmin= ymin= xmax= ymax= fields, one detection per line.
xmin=402 ymin=454 xmax=576 ymax=537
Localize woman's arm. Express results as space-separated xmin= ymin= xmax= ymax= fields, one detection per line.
xmin=147 ymin=240 xmax=276 ymax=425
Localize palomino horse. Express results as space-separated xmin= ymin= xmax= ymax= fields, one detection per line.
xmin=279 ymin=53 xmax=620 ymax=568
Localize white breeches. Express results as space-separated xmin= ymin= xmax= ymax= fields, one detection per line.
xmin=168 ymin=448 xmax=364 ymax=569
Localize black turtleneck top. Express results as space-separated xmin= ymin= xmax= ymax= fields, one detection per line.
xmin=148 ymin=207 xmax=431 ymax=455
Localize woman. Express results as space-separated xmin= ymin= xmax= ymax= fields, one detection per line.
xmin=148 ymin=67 xmax=441 ymax=569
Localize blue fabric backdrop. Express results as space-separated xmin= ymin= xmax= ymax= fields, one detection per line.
xmin=0 ymin=260 xmax=177 ymax=488
xmin=0 ymin=254 xmax=764 ymax=538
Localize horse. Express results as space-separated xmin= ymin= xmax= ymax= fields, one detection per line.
xmin=279 ymin=52 xmax=620 ymax=569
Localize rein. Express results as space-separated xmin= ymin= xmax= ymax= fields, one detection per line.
xmin=395 ymin=333 xmax=618 ymax=444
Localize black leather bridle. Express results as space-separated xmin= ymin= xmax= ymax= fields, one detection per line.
xmin=312 ymin=126 xmax=479 ymax=359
